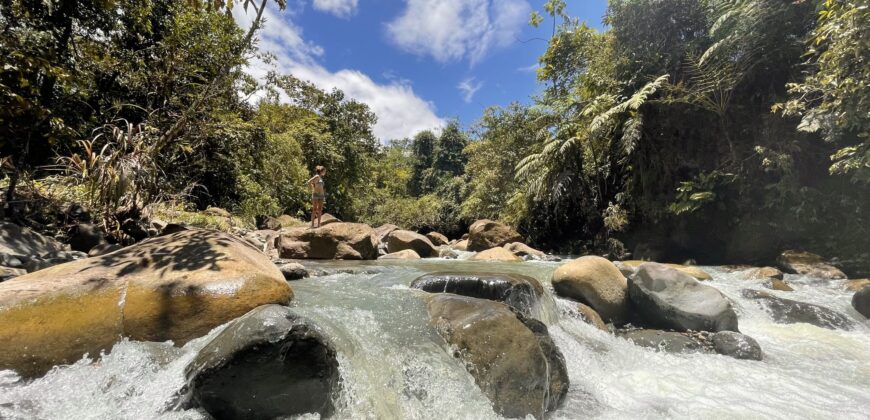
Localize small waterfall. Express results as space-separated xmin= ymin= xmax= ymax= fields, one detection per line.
xmin=1 ymin=261 xmax=868 ymax=419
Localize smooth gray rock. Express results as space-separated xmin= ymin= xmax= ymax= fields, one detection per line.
xmin=425 ymin=294 xmax=568 ymax=419
xmin=711 ymin=331 xmax=763 ymax=361
xmin=853 ymin=286 xmax=870 ymax=318
xmin=411 ymin=272 xmax=544 ymax=318
xmin=181 ymin=305 xmax=340 ymax=420
xmin=741 ymin=289 xmax=853 ymax=330
xmin=628 ymin=263 xmax=739 ymax=332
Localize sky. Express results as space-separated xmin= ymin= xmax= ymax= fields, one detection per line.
xmin=234 ymin=0 xmax=609 ymax=141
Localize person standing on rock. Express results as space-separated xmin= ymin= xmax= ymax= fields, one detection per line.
xmin=307 ymin=166 xmax=327 ymax=228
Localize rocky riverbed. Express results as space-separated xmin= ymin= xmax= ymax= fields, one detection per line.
xmin=0 ymin=219 xmax=868 ymax=419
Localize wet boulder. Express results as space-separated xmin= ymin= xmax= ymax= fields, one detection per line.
xmin=467 ymin=219 xmax=522 ymax=252
xmin=181 ymin=305 xmax=340 ymax=420
xmin=765 ymin=279 xmax=794 ymax=292
xmin=777 ymin=250 xmax=846 ymax=280
xmin=573 ymin=303 xmax=608 ymax=331
xmin=411 ymin=272 xmax=544 ymax=317
xmin=629 ymin=263 xmax=739 ymax=332
xmin=379 ymin=249 xmax=422 ymax=260
xmin=425 ymin=294 xmax=568 ymax=419
xmin=620 ymin=329 xmax=708 ymax=354
xmin=552 ymin=256 xmax=629 ymax=324
xmin=386 ymin=230 xmax=437 ymax=258
xmin=469 ymin=247 xmax=522 ymax=262
xmin=0 ymin=229 xmax=293 ymax=377
xmin=741 ymin=289 xmax=853 ymax=329
xmin=425 ymin=231 xmax=449 ymax=246
xmin=711 ymin=331 xmax=763 ymax=361
xmin=279 ymin=223 xmax=378 ymax=260
xmin=851 ymin=286 xmax=870 ymax=318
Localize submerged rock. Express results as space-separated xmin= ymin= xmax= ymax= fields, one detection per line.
xmin=0 ymin=229 xmax=293 ymax=377
xmin=411 ymin=272 xmax=544 ymax=317
xmin=386 ymin=230 xmax=437 ymax=257
xmin=743 ymin=266 xmax=784 ymax=281
xmin=777 ymin=250 xmax=846 ymax=280
xmin=765 ymin=279 xmax=794 ymax=292
xmin=181 ymin=305 xmax=340 ymax=420
xmin=379 ymin=249 xmax=422 ymax=260
xmin=628 ymin=263 xmax=739 ymax=332
xmin=852 ymin=286 xmax=870 ymax=318
xmin=425 ymin=294 xmax=568 ymax=419
xmin=469 ymin=247 xmax=522 ymax=262
xmin=467 ymin=219 xmax=522 ymax=252
xmin=552 ymin=256 xmax=629 ymax=324
xmin=741 ymin=289 xmax=853 ymax=330
xmin=620 ymin=329 xmax=708 ymax=354
xmin=711 ymin=331 xmax=763 ymax=361
xmin=574 ymin=303 xmax=608 ymax=331
xmin=279 ymin=223 xmax=378 ymax=260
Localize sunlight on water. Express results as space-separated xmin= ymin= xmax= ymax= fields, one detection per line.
xmin=0 ymin=260 xmax=867 ymax=419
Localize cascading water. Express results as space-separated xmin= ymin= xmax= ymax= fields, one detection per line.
xmin=1 ymin=260 xmax=868 ymax=419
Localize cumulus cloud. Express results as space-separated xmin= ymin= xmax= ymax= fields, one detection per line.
xmin=312 ymin=0 xmax=358 ymax=18
xmin=457 ymin=78 xmax=484 ymax=103
xmin=386 ymin=0 xmax=530 ymax=64
xmin=234 ymin=3 xmax=444 ymax=141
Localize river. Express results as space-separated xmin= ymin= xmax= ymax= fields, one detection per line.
xmin=1 ymin=258 xmax=868 ymax=419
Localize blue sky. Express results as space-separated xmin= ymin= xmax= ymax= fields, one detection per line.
xmin=236 ymin=0 xmax=608 ymax=141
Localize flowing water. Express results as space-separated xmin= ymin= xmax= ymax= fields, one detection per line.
xmin=1 ymin=258 xmax=868 ymax=419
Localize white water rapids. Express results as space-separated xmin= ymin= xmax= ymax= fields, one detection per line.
xmin=0 ymin=259 xmax=868 ymax=419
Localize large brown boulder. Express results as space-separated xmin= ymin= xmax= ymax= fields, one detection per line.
xmin=426 ymin=294 xmax=568 ymax=419
xmin=552 ymin=256 xmax=629 ymax=323
xmin=386 ymin=230 xmax=437 ymax=257
xmin=374 ymin=224 xmax=400 ymax=244
xmin=467 ymin=219 xmax=522 ymax=252
xmin=469 ymin=247 xmax=522 ymax=262
xmin=279 ymin=223 xmax=378 ymax=260
xmin=0 ymin=230 xmax=293 ymax=377
xmin=425 ymin=231 xmax=449 ymax=246
xmin=777 ymin=250 xmax=846 ymax=279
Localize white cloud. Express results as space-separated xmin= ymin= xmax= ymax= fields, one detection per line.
xmin=234 ymin=3 xmax=444 ymax=141
xmin=312 ymin=0 xmax=358 ymax=18
xmin=457 ymin=77 xmax=483 ymax=103
xmin=386 ymin=0 xmax=531 ymax=64
xmin=517 ymin=63 xmax=539 ymax=73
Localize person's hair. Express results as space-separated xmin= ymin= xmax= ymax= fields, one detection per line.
xmin=315 ymin=165 xmax=325 ymax=175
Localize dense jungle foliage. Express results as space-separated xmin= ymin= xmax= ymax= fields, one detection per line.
xmin=1 ymin=0 xmax=868 ymax=273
